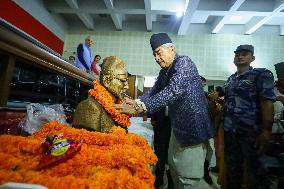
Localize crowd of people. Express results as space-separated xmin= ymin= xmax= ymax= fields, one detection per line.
xmin=67 ymin=32 xmax=284 ymax=189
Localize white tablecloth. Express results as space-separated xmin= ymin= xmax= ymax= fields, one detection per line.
xmin=128 ymin=117 xmax=154 ymax=148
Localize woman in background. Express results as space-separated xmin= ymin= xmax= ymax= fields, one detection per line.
xmin=207 ymin=86 xmax=226 ymax=188
xmin=91 ymin=55 xmax=101 ymax=77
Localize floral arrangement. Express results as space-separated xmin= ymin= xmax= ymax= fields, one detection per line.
xmin=88 ymin=80 xmax=131 ymax=127
xmin=0 ymin=121 xmax=157 ymax=189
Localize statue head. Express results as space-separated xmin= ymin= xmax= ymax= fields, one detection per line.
xmin=100 ymin=56 xmax=129 ymax=100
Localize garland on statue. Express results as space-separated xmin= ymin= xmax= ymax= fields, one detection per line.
xmin=88 ymin=80 xmax=131 ymax=127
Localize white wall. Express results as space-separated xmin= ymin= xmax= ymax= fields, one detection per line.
xmin=64 ymin=31 xmax=284 ymax=80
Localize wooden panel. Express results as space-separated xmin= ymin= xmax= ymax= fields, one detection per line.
xmin=0 ymin=22 xmax=94 ymax=108
xmin=0 ymin=24 xmax=95 ymax=85
xmin=127 ymin=75 xmax=136 ymax=99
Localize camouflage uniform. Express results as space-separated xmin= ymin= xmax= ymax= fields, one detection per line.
xmin=223 ymin=67 xmax=276 ymax=189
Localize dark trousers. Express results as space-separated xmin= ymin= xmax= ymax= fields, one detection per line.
xmin=224 ymin=131 xmax=269 ymax=189
xmin=153 ymin=116 xmax=172 ymax=188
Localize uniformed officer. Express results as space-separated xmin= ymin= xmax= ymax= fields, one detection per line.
xmin=223 ymin=45 xmax=276 ymax=189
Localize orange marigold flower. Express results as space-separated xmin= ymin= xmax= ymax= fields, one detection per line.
xmin=88 ymin=80 xmax=131 ymax=127
xmin=0 ymin=121 xmax=157 ymax=189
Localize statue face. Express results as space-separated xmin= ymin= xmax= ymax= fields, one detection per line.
xmin=100 ymin=56 xmax=129 ymax=101
xmin=106 ymin=68 xmax=129 ymax=100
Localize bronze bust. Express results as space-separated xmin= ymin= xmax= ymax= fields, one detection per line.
xmin=73 ymin=56 xmax=129 ymax=132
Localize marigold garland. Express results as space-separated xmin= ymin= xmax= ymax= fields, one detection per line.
xmin=88 ymin=80 xmax=131 ymax=127
xmin=0 ymin=121 xmax=157 ymax=189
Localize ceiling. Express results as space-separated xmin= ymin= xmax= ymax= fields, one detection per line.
xmin=43 ymin=0 xmax=284 ymax=35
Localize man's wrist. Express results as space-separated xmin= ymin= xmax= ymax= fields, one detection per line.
xmin=134 ymin=99 xmax=147 ymax=113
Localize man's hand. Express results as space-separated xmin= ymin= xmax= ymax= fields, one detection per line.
xmin=256 ymin=130 xmax=271 ymax=154
xmin=124 ymin=96 xmax=136 ymax=106
xmin=113 ymin=104 xmax=137 ymax=115
xmin=258 ymin=100 xmax=273 ymax=154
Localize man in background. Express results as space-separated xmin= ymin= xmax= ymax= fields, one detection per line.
xmin=151 ymin=105 xmax=172 ymax=188
xmin=201 ymin=76 xmax=207 ymax=89
xmin=76 ymin=36 xmax=93 ymax=72
xmin=223 ymin=45 xmax=275 ymax=189
xmin=275 ymin=62 xmax=284 ymax=97
xmin=200 ymin=76 xmax=215 ymax=185
xmin=277 ymin=78 xmax=284 ymax=95
xmin=68 ymin=55 xmax=75 ymax=65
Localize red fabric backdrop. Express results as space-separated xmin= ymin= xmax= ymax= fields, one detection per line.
xmin=0 ymin=0 xmax=64 ymax=54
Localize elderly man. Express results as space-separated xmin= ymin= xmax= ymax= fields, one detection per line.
xmin=114 ymin=33 xmax=214 ymax=188
xmin=73 ymin=56 xmax=129 ymax=132
xmin=75 ymin=36 xmax=93 ymax=72
xmin=275 ymin=62 xmax=284 ymax=96
xmin=223 ymin=45 xmax=275 ymax=189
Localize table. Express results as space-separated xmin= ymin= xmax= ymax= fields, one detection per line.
xmin=128 ymin=117 xmax=154 ymax=148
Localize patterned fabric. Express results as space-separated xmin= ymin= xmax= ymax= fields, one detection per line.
xmin=91 ymin=61 xmax=101 ymax=75
xmin=140 ymin=55 xmax=214 ymax=146
xmin=223 ymin=66 xmax=276 ymax=133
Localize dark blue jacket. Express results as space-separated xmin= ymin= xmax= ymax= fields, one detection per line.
xmin=140 ymin=55 xmax=214 ymax=146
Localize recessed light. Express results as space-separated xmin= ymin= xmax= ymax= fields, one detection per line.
xmin=176 ymin=6 xmax=184 ymax=18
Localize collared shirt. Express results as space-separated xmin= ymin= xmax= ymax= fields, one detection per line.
xmin=140 ymin=55 xmax=214 ymax=146
xmin=223 ymin=66 xmax=276 ymax=133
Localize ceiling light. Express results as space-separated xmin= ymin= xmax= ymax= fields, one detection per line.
xmin=176 ymin=6 xmax=184 ymax=18
xmin=230 ymin=15 xmax=243 ymax=21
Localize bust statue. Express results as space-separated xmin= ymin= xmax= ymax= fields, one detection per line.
xmin=72 ymin=56 xmax=130 ymax=132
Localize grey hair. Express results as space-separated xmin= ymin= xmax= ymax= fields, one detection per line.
xmin=161 ymin=43 xmax=176 ymax=52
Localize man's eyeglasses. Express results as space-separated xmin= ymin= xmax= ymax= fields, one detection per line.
xmin=115 ymin=77 xmax=128 ymax=84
